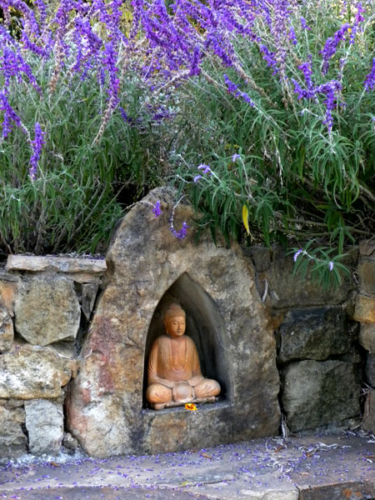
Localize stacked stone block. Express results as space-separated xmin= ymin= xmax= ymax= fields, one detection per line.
xmin=245 ymin=245 xmax=361 ymax=433
xmin=354 ymin=240 xmax=375 ymax=432
xmin=0 ymin=256 xmax=105 ymax=461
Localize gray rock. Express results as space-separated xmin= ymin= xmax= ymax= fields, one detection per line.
xmin=0 ymin=404 xmax=27 ymax=461
xmin=359 ymin=239 xmax=375 ymax=257
xmin=242 ymin=246 xmax=271 ymax=272
xmin=81 ymin=283 xmax=99 ymax=320
xmin=278 ymin=307 xmax=350 ymax=362
xmin=362 ymin=388 xmax=375 ymax=434
xmin=358 ymin=258 xmax=375 ymax=295
xmin=262 ymin=246 xmax=356 ymax=309
xmin=365 ymin=353 xmax=375 ymax=387
xmin=0 ymin=345 xmax=77 ymax=399
xmin=359 ymin=323 xmax=375 ymax=353
xmin=25 ymin=400 xmax=64 ymax=455
xmin=282 ymin=360 xmax=361 ymax=432
xmin=6 ymin=255 xmax=106 ymax=274
xmin=67 ymin=187 xmax=281 ymax=457
xmin=62 ymin=432 xmax=81 ymax=454
xmin=0 ymin=305 xmax=14 ymax=352
xmin=14 ymin=275 xmax=81 ymax=346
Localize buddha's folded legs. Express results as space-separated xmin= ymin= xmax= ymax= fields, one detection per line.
xmin=146 ymin=383 xmax=172 ymax=404
xmin=194 ymin=378 xmax=221 ymax=398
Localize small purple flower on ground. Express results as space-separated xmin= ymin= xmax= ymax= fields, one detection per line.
xmin=194 ymin=175 xmax=202 ymax=183
xmin=328 ymin=261 xmax=334 ymax=271
xmin=152 ymin=201 xmax=161 ymax=218
xmin=232 ymin=154 xmax=241 ymax=162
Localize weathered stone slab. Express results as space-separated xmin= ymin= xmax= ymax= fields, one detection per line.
xmin=0 ymin=404 xmax=27 ymax=461
xmin=359 ymin=323 xmax=375 ymax=353
xmin=0 ymin=306 xmax=13 ymax=352
xmin=0 ymin=345 xmax=77 ymax=399
xmin=6 ymin=255 xmax=106 ymax=274
xmin=282 ymin=360 xmax=360 ymax=432
xmin=366 ymin=353 xmax=375 ymax=387
xmin=0 ymin=271 xmax=18 ymax=315
xmin=353 ymin=294 xmax=375 ymax=324
xmin=278 ymin=307 xmax=350 ymax=362
xmin=67 ymin=187 xmax=281 ymax=457
xmin=14 ymin=276 xmax=81 ymax=346
xmin=254 ymin=246 xmax=356 ymax=309
xmin=25 ymin=400 xmax=64 ymax=455
xmin=362 ymin=388 xmax=375 ymax=433
xmin=358 ymin=258 xmax=375 ymax=295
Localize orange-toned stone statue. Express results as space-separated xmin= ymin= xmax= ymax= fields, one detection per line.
xmin=146 ymin=303 xmax=221 ymax=410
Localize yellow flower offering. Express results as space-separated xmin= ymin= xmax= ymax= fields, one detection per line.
xmin=185 ymin=403 xmax=197 ymax=411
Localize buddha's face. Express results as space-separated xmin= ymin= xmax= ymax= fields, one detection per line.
xmin=165 ymin=315 xmax=186 ymax=338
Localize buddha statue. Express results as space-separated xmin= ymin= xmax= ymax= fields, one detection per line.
xmin=146 ymin=303 xmax=221 ymax=410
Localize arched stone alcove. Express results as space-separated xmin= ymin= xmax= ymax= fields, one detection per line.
xmin=66 ymin=187 xmax=281 ymax=458
xmin=144 ymin=272 xmax=231 ymax=407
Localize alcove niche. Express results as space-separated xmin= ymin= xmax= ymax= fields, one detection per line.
xmin=143 ymin=272 xmax=231 ymax=408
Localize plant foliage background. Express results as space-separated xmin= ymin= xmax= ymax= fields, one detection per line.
xmin=0 ymin=0 xmax=374 ymax=282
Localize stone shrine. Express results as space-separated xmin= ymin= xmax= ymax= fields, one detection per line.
xmin=66 ymin=187 xmax=281 ymax=457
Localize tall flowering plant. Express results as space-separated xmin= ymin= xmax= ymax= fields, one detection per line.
xmin=0 ymin=0 xmax=173 ymax=253
xmin=129 ymin=0 xmax=375 ymax=285
xmin=1 ymin=0 xmax=375 ymax=277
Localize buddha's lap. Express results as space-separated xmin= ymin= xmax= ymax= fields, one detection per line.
xmin=147 ymin=379 xmax=220 ymax=403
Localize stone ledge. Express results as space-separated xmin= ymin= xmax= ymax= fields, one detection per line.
xmin=6 ymin=255 xmax=107 ymax=275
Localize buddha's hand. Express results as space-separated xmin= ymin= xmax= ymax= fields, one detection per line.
xmin=149 ymin=376 xmax=176 ymax=389
xmin=172 ymin=382 xmax=195 ymax=402
xmin=188 ymin=375 xmax=205 ymax=387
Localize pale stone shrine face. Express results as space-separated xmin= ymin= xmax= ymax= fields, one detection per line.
xmin=165 ymin=315 xmax=186 ymax=338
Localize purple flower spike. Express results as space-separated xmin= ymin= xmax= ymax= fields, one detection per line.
xmin=328 ymin=261 xmax=334 ymax=271
xmin=152 ymin=201 xmax=161 ymax=218
xmin=29 ymin=122 xmax=45 ymax=181
xmin=198 ymin=164 xmax=212 ymax=175
xmin=232 ymin=154 xmax=241 ymax=162
xmin=194 ymin=175 xmax=202 ymax=183
xmin=293 ymin=249 xmax=303 ymax=262
xmin=300 ymin=17 xmax=311 ymax=30
xmin=364 ymin=59 xmax=375 ymax=92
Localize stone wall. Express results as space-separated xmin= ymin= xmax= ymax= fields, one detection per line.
xmin=244 ymin=245 xmax=362 ymax=434
xmin=0 ymin=256 xmax=106 ymax=462
xmin=0 ymin=204 xmax=372 ymax=461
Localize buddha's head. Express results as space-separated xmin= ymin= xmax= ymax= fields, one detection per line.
xmin=164 ymin=303 xmax=186 ymax=338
